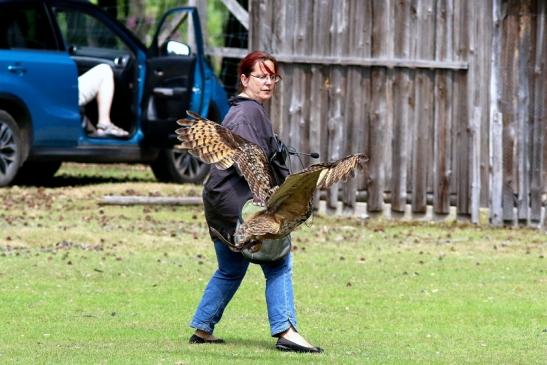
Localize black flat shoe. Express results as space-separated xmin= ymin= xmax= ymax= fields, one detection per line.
xmin=189 ymin=334 xmax=225 ymax=344
xmin=276 ymin=337 xmax=323 ymax=353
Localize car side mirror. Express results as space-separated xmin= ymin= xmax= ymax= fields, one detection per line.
xmin=161 ymin=40 xmax=191 ymax=56
xmin=67 ymin=44 xmax=78 ymax=55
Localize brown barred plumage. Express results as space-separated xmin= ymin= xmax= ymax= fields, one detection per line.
xmin=176 ymin=112 xmax=275 ymax=204
xmin=176 ymin=111 xmax=368 ymax=248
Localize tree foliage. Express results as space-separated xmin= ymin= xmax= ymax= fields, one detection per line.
xmin=92 ymin=0 xmax=229 ymax=48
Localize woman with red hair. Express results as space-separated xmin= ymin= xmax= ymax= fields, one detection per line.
xmin=188 ymin=51 xmax=322 ymax=353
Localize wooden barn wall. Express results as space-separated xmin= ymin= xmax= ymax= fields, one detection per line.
xmin=246 ymin=0 xmax=546 ymax=226
xmin=494 ymin=0 xmax=547 ymax=225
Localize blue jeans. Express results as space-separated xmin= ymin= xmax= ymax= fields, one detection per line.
xmin=190 ymin=239 xmax=297 ymax=336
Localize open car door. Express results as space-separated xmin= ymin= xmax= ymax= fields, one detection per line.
xmin=142 ymin=7 xmax=205 ymax=146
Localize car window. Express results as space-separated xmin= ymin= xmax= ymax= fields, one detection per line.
xmin=54 ymin=7 xmax=130 ymax=54
xmin=0 ymin=3 xmax=57 ymax=50
xmin=156 ymin=10 xmax=196 ymax=55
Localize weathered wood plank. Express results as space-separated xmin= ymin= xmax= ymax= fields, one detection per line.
xmin=312 ymin=0 xmax=333 ymax=56
xmin=411 ymin=0 xmax=435 ymax=214
xmin=220 ymin=0 xmax=249 ymax=30
xmin=272 ymin=54 xmax=468 ymax=69
xmin=454 ymin=0 xmax=471 ymax=218
xmin=532 ymin=1 xmax=546 ymax=224
xmin=411 ymin=72 xmax=433 ymax=214
xmin=342 ymin=67 xmax=360 ymax=208
xmin=205 ymin=47 xmax=248 ymax=58
xmin=433 ymin=0 xmax=454 ymax=215
xmin=433 ymin=70 xmax=453 ymax=215
xmin=326 ymin=0 xmax=350 ymax=210
xmin=287 ymin=66 xmax=305 ymax=172
xmin=100 ymin=196 xmax=202 ymax=206
xmin=284 ymin=1 xmax=302 ymax=172
xmin=269 ymin=0 xmax=290 ymax=167
xmin=383 ymin=1 xmax=395 ymax=204
xmin=309 ymin=66 xmax=323 ymax=210
xmin=489 ymin=0 xmax=503 ymax=225
xmin=390 ymin=0 xmax=412 ymax=213
xmin=478 ymin=0 xmax=494 ymax=207
xmin=341 ymin=0 xmax=368 ymax=207
xmin=294 ymin=1 xmax=313 ymax=168
xmin=249 ymin=0 xmax=274 ymax=51
xmin=501 ymin=1 xmax=520 ymax=223
xmin=368 ymin=68 xmax=387 ymax=213
xmin=470 ymin=107 xmax=481 ymax=223
xmin=312 ymin=0 xmax=333 ymax=166
xmin=248 ymin=0 xmax=259 ymax=49
xmin=367 ymin=0 xmax=392 ymax=213
xmin=541 ymin=0 xmax=547 ymax=227
xmin=353 ymin=0 xmax=372 ymax=193
xmin=516 ymin=2 xmax=534 ymax=224
xmin=490 ymin=111 xmax=504 ymax=224
xmin=467 ymin=0 xmax=482 ymax=223
xmin=351 ymin=0 xmax=372 ymax=58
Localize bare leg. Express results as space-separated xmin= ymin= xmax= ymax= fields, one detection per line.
xmin=78 ymin=64 xmax=127 ymax=136
xmin=94 ymin=64 xmax=115 ymax=127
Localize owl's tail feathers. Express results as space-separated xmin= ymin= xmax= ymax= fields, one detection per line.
xmin=209 ymin=227 xmax=240 ymax=252
xmin=209 ymin=226 xmax=258 ymax=252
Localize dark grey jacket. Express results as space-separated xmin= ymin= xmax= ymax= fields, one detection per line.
xmin=202 ymin=97 xmax=282 ymax=241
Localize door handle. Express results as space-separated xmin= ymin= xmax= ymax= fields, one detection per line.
xmin=8 ymin=64 xmax=26 ymax=75
xmin=153 ymin=87 xmax=187 ymax=96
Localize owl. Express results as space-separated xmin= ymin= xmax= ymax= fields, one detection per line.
xmin=176 ymin=111 xmax=368 ymax=250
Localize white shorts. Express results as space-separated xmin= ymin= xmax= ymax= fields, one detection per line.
xmin=77 ymin=64 xmax=112 ymax=106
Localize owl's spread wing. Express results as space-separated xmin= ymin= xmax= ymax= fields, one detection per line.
xmin=265 ymin=153 xmax=368 ymax=222
xmin=175 ymin=111 xmax=275 ymax=204
xmin=267 ymin=168 xmax=323 ymax=213
xmin=233 ymin=173 xmax=318 ymax=242
xmin=313 ymin=153 xmax=368 ymax=189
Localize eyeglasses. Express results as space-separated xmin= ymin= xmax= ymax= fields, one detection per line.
xmin=250 ymin=74 xmax=281 ymax=83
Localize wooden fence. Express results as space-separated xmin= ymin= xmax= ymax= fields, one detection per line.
xmin=198 ymin=0 xmax=546 ymax=227
xmin=237 ymin=0 xmax=545 ymax=227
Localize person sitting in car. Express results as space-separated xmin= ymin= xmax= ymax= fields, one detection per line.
xmin=78 ymin=63 xmax=129 ymax=138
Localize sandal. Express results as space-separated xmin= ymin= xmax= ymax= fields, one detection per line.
xmin=96 ymin=123 xmax=129 ymax=138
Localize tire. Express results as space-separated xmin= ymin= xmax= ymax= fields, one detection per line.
xmin=0 ymin=110 xmax=24 ymax=187
xmin=14 ymin=161 xmax=62 ymax=184
xmin=151 ymin=148 xmax=210 ymax=184
xmin=150 ymin=105 xmax=220 ymax=184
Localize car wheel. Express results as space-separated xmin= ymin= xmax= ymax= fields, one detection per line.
xmin=151 ymin=148 xmax=210 ymax=184
xmin=151 ymin=105 xmax=221 ymax=184
xmin=14 ymin=161 xmax=62 ymax=184
xmin=0 ymin=111 xmax=23 ymax=187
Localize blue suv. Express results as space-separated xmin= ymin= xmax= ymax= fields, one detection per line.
xmin=0 ymin=0 xmax=229 ymax=186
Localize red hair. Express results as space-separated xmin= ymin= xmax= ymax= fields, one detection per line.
xmin=238 ymin=51 xmax=279 ymax=86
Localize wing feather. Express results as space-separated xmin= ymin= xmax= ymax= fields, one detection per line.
xmin=264 ymin=153 xmax=367 ymax=225
xmin=175 ymin=111 xmax=276 ymax=204
xmin=240 ymin=215 xmax=281 ymax=237
xmin=314 ymin=153 xmax=368 ymax=189
xmin=267 ymin=169 xmax=323 ymax=212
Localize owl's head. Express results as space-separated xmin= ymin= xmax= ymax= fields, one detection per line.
xmin=234 ymin=199 xmax=265 ymax=247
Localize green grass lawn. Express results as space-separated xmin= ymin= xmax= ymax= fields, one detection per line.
xmin=0 ymin=164 xmax=546 ymax=364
